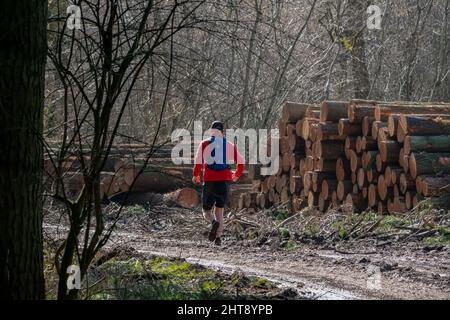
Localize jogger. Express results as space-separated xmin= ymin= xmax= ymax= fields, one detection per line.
xmin=192 ymin=121 xmax=244 ymax=245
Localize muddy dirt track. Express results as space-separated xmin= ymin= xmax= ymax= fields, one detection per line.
xmin=45 ymin=206 xmax=450 ymax=300
xmin=105 ymin=211 xmax=450 ymax=300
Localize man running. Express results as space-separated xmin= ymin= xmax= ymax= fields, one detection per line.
xmin=192 ymin=121 xmax=244 ymax=246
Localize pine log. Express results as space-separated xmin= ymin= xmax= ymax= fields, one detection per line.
xmin=348 ymin=100 xmax=377 ymax=123
xmin=371 ymin=121 xmax=388 ymax=140
xmin=319 ymin=194 xmax=331 ymax=212
xmin=367 ymin=170 xmax=379 ymax=184
xmin=345 ymin=137 xmax=358 ymax=154
xmin=404 ymin=135 xmax=450 ymax=155
xmin=302 ymin=118 xmax=320 ymax=140
xmin=375 ymin=104 xmax=450 ymax=122
xmin=379 ymin=141 xmax=402 ymax=163
xmin=280 ymin=136 xmax=290 ymax=154
xmin=303 ymin=172 xmax=312 ymax=194
xmin=399 ymin=115 xmax=450 ymax=137
xmin=387 ymin=115 xmax=400 ymax=138
xmin=129 ymin=170 xmax=189 ymax=193
xmin=362 ymin=117 xmax=375 ymax=137
xmin=306 ymin=156 xmax=315 ymax=172
xmin=409 ymin=152 xmax=450 ymax=179
xmin=275 ymin=174 xmax=288 ymax=193
xmin=290 ymin=176 xmax=304 ymax=195
xmin=336 ymin=158 xmax=352 ymax=181
xmin=385 ymin=166 xmax=404 ymax=186
xmin=378 ymin=202 xmax=386 ymax=215
xmin=280 ymin=188 xmax=290 ymax=204
xmin=362 ymin=151 xmax=378 ymax=170
xmin=306 ymin=105 xmax=321 ymax=119
xmin=278 ymin=120 xmax=288 ymax=137
xmin=282 ymin=102 xmax=310 ymax=122
xmin=337 ymin=180 xmax=353 ymax=201
xmin=405 ymin=191 xmax=416 ymax=210
xmin=377 ymin=175 xmax=392 ymax=201
xmin=308 ymin=191 xmax=320 ymax=208
xmin=349 ymin=150 xmax=361 ymax=173
xmin=321 ymin=180 xmax=338 ymax=200
xmin=357 ymin=168 xmax=366 ymax=189
xmin=309 ymin=124 xmax=319 ymax=142
xmin=345 ymin=193 xmax=368 ymax=212
xmin=316 ymin=159 xmax=336 ymax=172
xmin=286 ymin=123 xmax=297 ymax=139
xmin=368 ymin=184 xmax=379 ymax=208
xmin=399 ymin=173 xmax=415 ymax=195
xmin=316 ymin=122 xmax=342 ymax=141
xmin=282 ymin=153 xmax=291 ymax=173
xmin=419 ymin=175 xmax=450 ymax=196
xmin=290 ymin=153 xmax=302 ymax=170
xmin=361 ymin=137 xmax=378 ymax=151
xmin=163 ymin=188 xmax=200 ymax=209
xmin=295 ymin=119 xmax=304 ymax=137
xmin=320 ymin=101 xmax=349 ymax=122
xmin=316 ymin=141 xmax=345 ymax=159
xmin=289 ymin=135 xmax=306 ymax=153
xmin=339 ymin=119 xmax=362 ymax=136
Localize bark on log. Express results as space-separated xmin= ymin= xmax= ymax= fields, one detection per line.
xmin=282 ymin=102 xmax=310 ymax=122
xmin=316 ymin=122 xmax=341 ymax=141
xmin=375 ymin=104 xmax=450 ymax=121
xmin=371 ymin=121 xmax=388 ymax=140
xmin=316 ymin=141 xmax=345 ymax=159
xmin=362 ymin=117 xmax=375 ymax=137
xmin=399 ymin=115 xmax=450 ymax=137
xmin=361 ymin=137 xmax=378 ymax=151
xmin=404 ymin=136 xmax=450 ymax=155
xmin=337 ymin=180 xmax=353 ymax=201
xmin=409 ymin=152 xmax=450 ymax=179
xmin=339 ymin=119 xmax=363 ymax=136
xmin=348 ymin=102 xmax=376 ymax=124
xmin=320 ymin=101 xmax=349 ymax=122
xmin=418 ymin=175 xmax=450 ymax=196
xmin=379 ymin=141 xmax=401 ymax=163
xmin=163 ymin=188 xmax=200 ymax=209
xmin=336 ymin=158 xmax=352 ymax=181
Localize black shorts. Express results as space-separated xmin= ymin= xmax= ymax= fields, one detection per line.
xmin=202 ymin=181 xmax=230 ymax=210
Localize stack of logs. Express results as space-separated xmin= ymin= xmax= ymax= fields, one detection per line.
xmin=239 ymin=100 xmax=450 ymax=214
xmin=44 ymin=144 xmax=199 ymax=208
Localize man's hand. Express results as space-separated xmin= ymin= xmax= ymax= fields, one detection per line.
xmin=231 ymin=174 xmax=239 ymax=183
xmin=192 ymin=176 xmax=201 ymax=185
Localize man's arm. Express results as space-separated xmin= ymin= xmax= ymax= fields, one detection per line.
xmin=192 ymin=141 xmax=204 ymax=182
xmin=232 ymin=144 xmax=244 ymax=180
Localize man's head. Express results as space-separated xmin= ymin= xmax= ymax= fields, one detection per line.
xmin=211 ymin=121 xmax=224 ymax=133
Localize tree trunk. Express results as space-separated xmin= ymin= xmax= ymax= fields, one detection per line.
xmin=404 ymin=135 xmax=450 ymax=155
xmin=0 ymin=0 xmax=47 ymax=299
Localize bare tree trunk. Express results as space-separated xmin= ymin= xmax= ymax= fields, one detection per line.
xmin=0 ymin=0 xmax=47 ymax=299
xmin=344 ymin=0 xmax=370 ymax=99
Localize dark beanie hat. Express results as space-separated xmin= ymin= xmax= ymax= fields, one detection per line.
xmin=211 ymin=121 xmax=224 ymax=132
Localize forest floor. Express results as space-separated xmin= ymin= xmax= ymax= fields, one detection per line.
xmin=44 ymin=203 xmax=450 ymax=300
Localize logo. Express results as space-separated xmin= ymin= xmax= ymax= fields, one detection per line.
xmin=367 ymin=5 xmax=382 ymax=30
xmin=171 ymin=121 xmax=280 ymax=176
xmin=367 ymin=265 xmax=382 ymax=290
xmin=67 ymin=5 xmax=82 ymax=30
xmin=66 ymin=265 xmax=81 ymax=291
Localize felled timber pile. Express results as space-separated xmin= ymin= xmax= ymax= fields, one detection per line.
xmin=44 ymin=144 xmax=200 ymax=207
xmin=240 ymin=100 xmax=450 ymax=214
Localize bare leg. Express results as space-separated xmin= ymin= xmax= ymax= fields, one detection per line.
xmin=214 ymin=207 xmax=224 ymax=238
xmin=203 ymin=209 xmax=214 ymax=224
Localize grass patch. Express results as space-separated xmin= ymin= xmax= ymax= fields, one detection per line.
xmin=85 ymin=255 xmax=287 ymax=300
